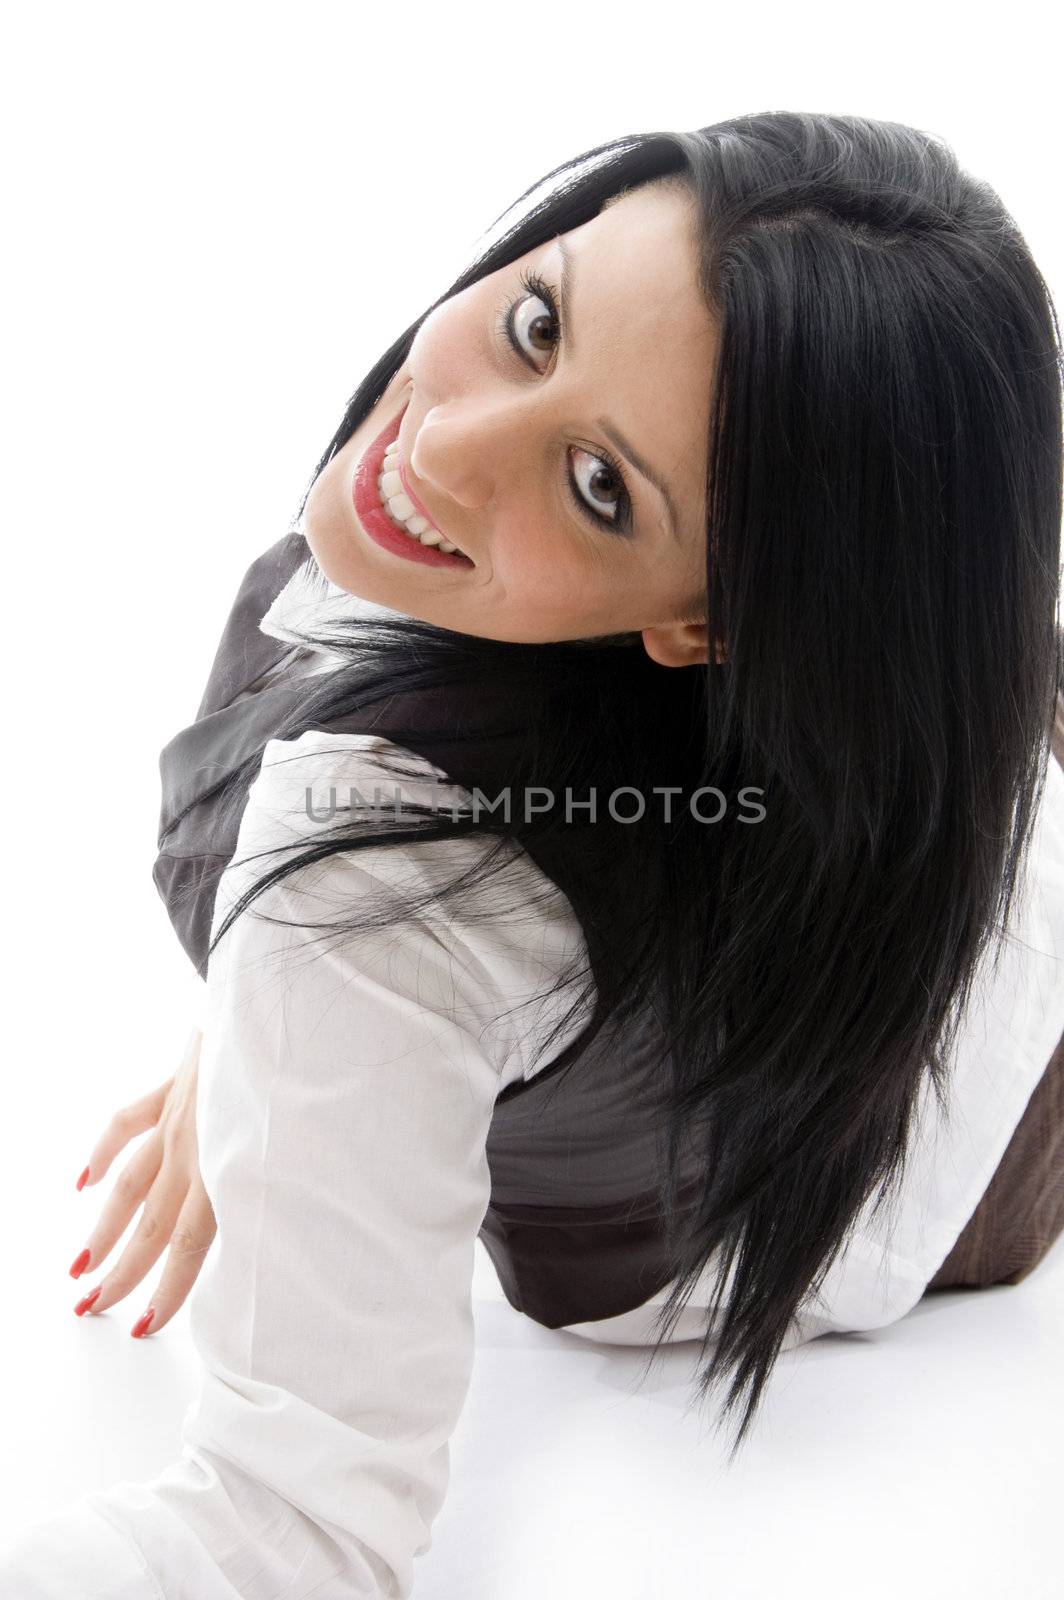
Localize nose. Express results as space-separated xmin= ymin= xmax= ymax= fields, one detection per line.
xmin=407 ymin=402 xmax=523 ymax=515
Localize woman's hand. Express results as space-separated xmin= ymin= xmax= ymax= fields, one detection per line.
xmin=70 ymin=1025 xmax=217 ymax=1336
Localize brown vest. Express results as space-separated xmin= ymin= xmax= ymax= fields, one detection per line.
xmin=153 ymin=533 xmax=1064 ymax=1325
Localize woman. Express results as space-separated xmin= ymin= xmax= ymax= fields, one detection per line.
xmin=3 ymin=110 xmax=1063 ymax=1596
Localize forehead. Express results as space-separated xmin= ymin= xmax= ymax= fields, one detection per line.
xmin=575 ymin=181 xmax=704 ymax=316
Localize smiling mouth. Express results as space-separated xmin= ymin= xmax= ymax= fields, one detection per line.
xmin=376 ymin=438 xmax=468 ymax=557
xmin=351 ymin=401 xmax=474 ymax=569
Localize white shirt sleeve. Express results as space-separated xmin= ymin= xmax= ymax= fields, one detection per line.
xmin=0 ymin=730 xmax=590 ymax=1600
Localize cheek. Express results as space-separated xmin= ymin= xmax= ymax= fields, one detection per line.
xmin=407 ymin=292 xmax=489 ymax=395
xmin=492 ymin=522 xmax=608 ymax=619
xmin=300 ymin=449 xmax=355 ymax=569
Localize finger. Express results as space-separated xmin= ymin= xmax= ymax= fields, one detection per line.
xmin=71 ymin=1133 xmax=166 ymax=1291
xmin=124 ymin=1173 xmax=217 ymax=1337
xmin=79 ymin=1077 xmax=174 ymax=1189
xmin=79 ymin=1164 xmax=192 ymax=1317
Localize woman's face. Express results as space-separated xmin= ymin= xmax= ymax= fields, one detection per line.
xmin=303 ymin=179 xmax=720 ymax=668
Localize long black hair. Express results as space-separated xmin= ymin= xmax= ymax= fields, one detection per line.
xmin=206 ymin=110 xmax=1064 ymax=1456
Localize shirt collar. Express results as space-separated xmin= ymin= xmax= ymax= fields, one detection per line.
xmin=258 ymin=536 xmax=410 ymax=659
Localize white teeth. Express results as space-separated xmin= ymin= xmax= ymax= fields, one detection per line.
xmin=376 ymin=444 xmax=464 ymax=558
xmin=388 ymin=490 xmax=418 ymax=522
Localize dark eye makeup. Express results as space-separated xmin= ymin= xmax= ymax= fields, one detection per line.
xmin=495 ymin=267 xmax=635 ymax=538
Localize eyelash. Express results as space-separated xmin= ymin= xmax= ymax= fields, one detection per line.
xmin=495 ymin=267 xmax=634 ymax=537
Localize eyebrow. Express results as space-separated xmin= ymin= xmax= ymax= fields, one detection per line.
xmin=556 ymin=234 xmax=682 ymax=545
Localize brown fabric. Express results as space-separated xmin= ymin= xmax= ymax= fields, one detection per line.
xmin=478 ymin=1175 xmax=705 ymax=1329
xmin=925 ymin=690 xmax=1064 ymax=1291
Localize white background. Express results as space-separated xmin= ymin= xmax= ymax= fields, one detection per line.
xmin=2 ymin=4 xmax=1062 ymax=1595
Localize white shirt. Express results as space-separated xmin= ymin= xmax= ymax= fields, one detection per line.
xmin=3 ymin=552 xmax=1063 ymax=1596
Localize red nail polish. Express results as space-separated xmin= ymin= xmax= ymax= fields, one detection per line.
xmin=76 ymin=1166 xmax=90 ymax=1192
xmin=69 ymin=1248 xmax=91 ymax=1279
xmin=75 ymin=1286 xmax=102 ymax=1316
xmin=131 ymin=1308 xmax=155 ymax=1339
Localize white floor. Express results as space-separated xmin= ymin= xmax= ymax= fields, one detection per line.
xmin=2 ymin=1213 xmax=1061 ymax=1599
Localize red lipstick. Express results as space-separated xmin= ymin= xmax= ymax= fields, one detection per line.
xmin=352 ymin=402 xmax=473 ymax=569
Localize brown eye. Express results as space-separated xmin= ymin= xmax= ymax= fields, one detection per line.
xmin=509 ymin=286 xmax=557 ymax=361
xmin=570 ymin=447 xmax=624 ymax=525
xmin=498 ymin=271 xmax=561 ymax=371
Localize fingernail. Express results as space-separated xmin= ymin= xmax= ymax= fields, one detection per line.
xmin=131 ymin=1307 xmax=155 ymax=1339
xmin=76 ymin=1166 xmax=90 ymax=1192
xmin=74 ymin=1286 xmax=102 ymax=1316
xmin=69 ymin=1248 xmax=91 ymax=1279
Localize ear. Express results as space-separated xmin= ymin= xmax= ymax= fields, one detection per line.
xmin=641 ymin=621 xmax=726 ymax=668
